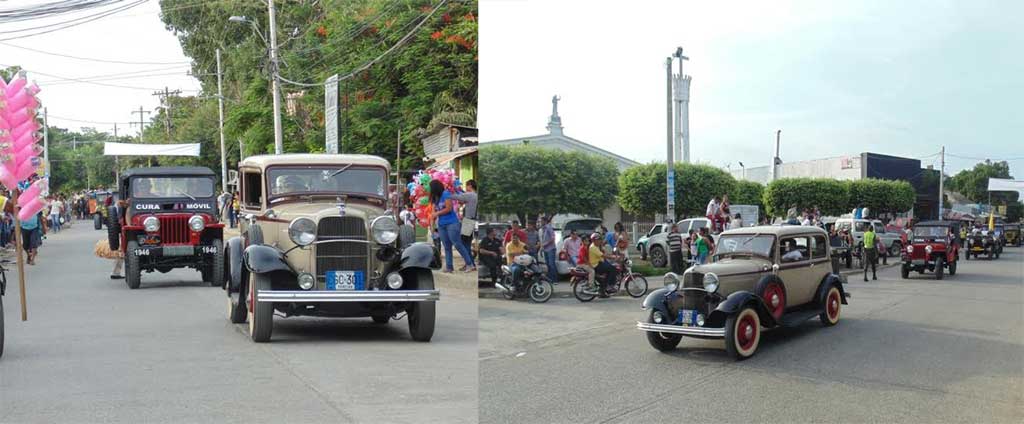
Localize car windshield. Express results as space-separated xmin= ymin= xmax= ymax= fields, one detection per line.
xmin=913 ymin=226 xmax=947 ymax=238
xmin=267 ymin=166 xmax=386 ymax=198
xmin=716 ymin=234 xmax=774 ymax=258
xmin=131 ymin=177 xmax=214 ymax=199
xmin=565 ymin=220 xmax=602 ymax=234
xmin=854 ymin=221 xmax=871 ymax=232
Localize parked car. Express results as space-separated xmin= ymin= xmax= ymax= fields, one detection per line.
xmin=636 ymin=224 xmax=667 ymax=261
xmin=966 ymin=226 xmax=1002 ymax=259
xmin=637 ymin=225 xmax=849 ymax=360
xmin=901 ymin=221 xmax=959 ymax=279
xmin=1005 ymin=223 xmax=1021 ymax=247
xmin=834 ymin=218 xmax=903 ymax=257
xmin=115 ymin=167 xmax=224 ymax=290
xmin=223 ymin=154 xmax=440 ymax=343
xmin=553 ymin=217 xmax=604 ymax=275
xmin=645 ymin=217 xmax=713 ymax=268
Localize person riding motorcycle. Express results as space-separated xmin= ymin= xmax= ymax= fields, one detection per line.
xmin=588 ymin=233 xmax=619 ymax=298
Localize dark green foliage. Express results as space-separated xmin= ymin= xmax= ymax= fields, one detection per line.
xmin=1006 ymin=201 xmax=1022 ymax=223
xmin=730 ymin=180 xmax=764 ymax=211
xmin=618 ymin=163 xmax=736 ymax=220
xmin=762 ymin=178 xmax=850 ymax=218
xmin=947 ymin=160 xmax=1018 ymax=205
xmin=479 ymin=145 xmax=618 ymax=219
xmin=847 ymin=179 xmax=916 ymax=216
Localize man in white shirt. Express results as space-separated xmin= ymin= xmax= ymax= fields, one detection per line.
xmin=705 ymin=196 xmax=721 ymax=230
xmin=49 ymin=198 xmax=63 ymax=233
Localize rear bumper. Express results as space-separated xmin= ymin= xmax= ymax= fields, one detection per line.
xmin=636 ymin=321 xmax=725 ymax=337
xmin=257 ymin=290 xmax=440 ymax=303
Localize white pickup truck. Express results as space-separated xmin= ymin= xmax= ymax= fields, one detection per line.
xmin=834 ymin=218 xmax=904 ymax=257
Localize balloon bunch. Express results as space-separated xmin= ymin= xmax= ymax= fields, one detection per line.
xmin=405 ymin=168 xmax=459 ymax=228
xmin=0 ymin=72 xmax=47 ymax=220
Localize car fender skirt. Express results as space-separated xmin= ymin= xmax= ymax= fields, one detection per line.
xmin=641 ymin=288 xmax=674 ymax=317
xmin=400 ymin=242 xmax=436 ymax=270
xmin=226 ymin=236 xmax=245 ymax=290
xmin=817 ymin=274 xmax=849 ymax=306
xmin=244 ymin=244 xmax=294 ymax=275
xmin=705 ymin=290 xmax=777 ymax=328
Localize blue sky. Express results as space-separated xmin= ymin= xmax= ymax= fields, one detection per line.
xmin=479 ymin=0 xmax=1023 ymax=177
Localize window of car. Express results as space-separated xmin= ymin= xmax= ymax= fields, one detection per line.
xmin=811 ymin=235 xmax=828 ymax=259
xmin=242 ymin=171 xmax=262 ymax=208
xmin=779 ymin=236 xmax=809 ymax=263
xmin=854 ymin=221 xmax=871 ymax=232
xmin=690 ymin=219 xmax=708 ymax=231
xmin=131 ymin=176 xmax=214 ymax=199
xmin=873 ymin=222 xmax=885 ymax=233
xmin=837 ymin=222 xmax=852 ymax=232
xmin=648 ymin=225 xmax=663 ymax=237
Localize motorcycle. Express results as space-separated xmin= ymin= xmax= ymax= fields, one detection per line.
xmin=495 ymin=254 xmax=554 ymax=303
xmin=569 ymin=258 xmax=648 ymax=302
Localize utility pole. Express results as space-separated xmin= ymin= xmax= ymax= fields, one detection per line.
xmin=42 ymin=107 xmax=49 ymax=163
xmin=267 ymin=0 xmax=284 ymax=154
xmin=396 ymin=128 xmax=402 ymax=208
xmin=672 ymin=47 xmax=691 ymax=164
xmin=216 ymin=48 xmax=228 ymax=191
xmin=72 ymin=135 xmax=76 ymax=150
xmin=939 ymin=146 xmax=945 ymax=220
xmin=152 ymin=86 xmax=181 ymax=140
xmin=131 ymin=106 xmax=150 ymax=142
xmin=771 ymin=130 xmax=781 ymax=181
xmin=665 ymin=56 xmax=676 ymax=223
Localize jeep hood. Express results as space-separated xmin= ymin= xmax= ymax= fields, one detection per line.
xmin=693 ymin=257 xmax=772 ymax=277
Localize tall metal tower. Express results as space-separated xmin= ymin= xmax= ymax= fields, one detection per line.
xmin=672 ymin=48 xmax=691 ymax=163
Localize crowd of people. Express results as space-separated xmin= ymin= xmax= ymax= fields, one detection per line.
xmin=398 ymin=178 xmax=479 ymax=274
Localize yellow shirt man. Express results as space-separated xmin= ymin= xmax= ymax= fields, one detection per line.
xmin=505 ymin=240 xmax=526 ymax=264
xmin=588 ymin=243 xmax=604 ymax=267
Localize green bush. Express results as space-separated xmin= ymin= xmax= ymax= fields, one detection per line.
xmin=763 ymin=178 xmax=850 ymax=218
xmin=730 ymin=180 xmax=764 ymax=211
xmin=618 ymin=163 xmax=736 ymax=220
xmin=847 ymin=179 xmax=915 ymax=215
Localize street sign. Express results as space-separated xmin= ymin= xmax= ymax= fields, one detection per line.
xmin=324 ymin=74 xmax=339 ymax=154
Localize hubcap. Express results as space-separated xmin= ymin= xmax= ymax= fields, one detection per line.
xmin=744 ymin=324 xmax=753 ymax=339
xmin=771 ymin=294 xmax=779 ymax=307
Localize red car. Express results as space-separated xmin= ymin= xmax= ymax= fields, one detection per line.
xmin=901 ymin=220 xmax=960 ymax=280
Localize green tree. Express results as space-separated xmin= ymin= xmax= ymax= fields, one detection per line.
xmin=847 ymin=179 xmax=915 ymax=215
xmin=479 ymin=145 xmax=618 ymax=222
xmin=730 ymin=180 xmax=764 ymax=211
xmin=1006 ymin=201 xmax=1023 ymax=223
xmin=618 ymin=163 xmax=736 ymax=220
xmin=763 ymin=178 xmax=850 ymax=218
xmin=948 ymin=160 xmax=1018 ymax=205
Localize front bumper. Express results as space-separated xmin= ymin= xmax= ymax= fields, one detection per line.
xmin=257 ymin=289 xmax=440 ymax=303
xmin=636 ymin=321 xmax=725 ymax=337
xmin=134 ymin=244 xmax=216 ymax=257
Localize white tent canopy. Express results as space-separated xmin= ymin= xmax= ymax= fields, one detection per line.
xmin=103 ymin=142 xmax=200 ymax=157
xmin=987 ymin=178 xmax=1024 ymax=192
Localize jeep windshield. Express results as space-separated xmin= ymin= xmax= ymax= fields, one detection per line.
xmin=131 ymin=177 xmax=214 ymax=199
xmin=716 ymin=234 xmax=774 ymax=259
xmin=913 ymin=226 xmax=948 ymax=240
xmin=267 ymin=166 xmax=386 ymax=200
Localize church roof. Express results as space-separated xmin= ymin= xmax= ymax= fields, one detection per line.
xmin=483 ymin=133 xmax=640 ymax=170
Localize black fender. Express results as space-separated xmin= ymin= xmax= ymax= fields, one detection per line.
xmin=641 ymin=287 xmax=675 ymax=319
xmin=705 ymin=290 xmax=777 ymax=328
xmin=816 ymin=273 xmax=849 ymax=306
xmin=225 ymin=236 xmax=245 ymax=291
xmin=400 ymin=242 xmax=437 ymax=271
xmin=243 ymin=244 xmax=295 ymax=275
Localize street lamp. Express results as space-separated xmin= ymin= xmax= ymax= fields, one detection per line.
xmin=229 ymin=7 xmax=284 ymax=155
xmin=739 ymin=161 xmax=746 ymax=180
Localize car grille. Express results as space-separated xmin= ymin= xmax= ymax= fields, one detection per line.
xmin=315 ymin=216 xmax=369 ymax=282
xmin=159 ymin=215 xmax=191 ymax=244
xmin=679 ymin=271 xmax=706 ymax=310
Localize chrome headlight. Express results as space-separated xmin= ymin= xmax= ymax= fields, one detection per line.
xmin=371 ymin=216 xmax=399 ymax=245
xmin=386 ymin=272 xmax=403 ymax=289
xmin=297 ymin=272 xmax=315 ymax=290
xmin=703 ymin=272 xmax=720 ymax=293
xmin=143 ymin=216 xmax=160 ymax=232
xmin=288 ymin=217 xmax=317 ymax=246
xmin=188 ymin=215 xmax=205 ymax=232
xmin=906 ymin=245 xmax=914 ymax=253
xmin=663 ymin=272 xmax=681 ymax=292
xmin=925 ymin=245 xmax=933 ymax=254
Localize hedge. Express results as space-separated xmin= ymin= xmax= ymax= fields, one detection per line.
xmin=618 ymin=163 xmax=736 ymax=219
xmin=763 ymin=177 xmax=917 ymax=218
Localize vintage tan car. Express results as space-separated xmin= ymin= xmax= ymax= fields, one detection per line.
xmin=637 ymin=225 xmax=849 ymax=359
xmin=223 ymin=154 xmax=440 ymax=343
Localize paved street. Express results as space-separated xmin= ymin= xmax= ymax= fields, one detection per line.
xmin=479 ymin=250 xmax=1024 ymax=423
xmin=1 ymin=221 xmax=478 ymax=423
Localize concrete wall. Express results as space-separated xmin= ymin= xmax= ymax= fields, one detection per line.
xmin=732 ymin=155 xmax=863 ymax=184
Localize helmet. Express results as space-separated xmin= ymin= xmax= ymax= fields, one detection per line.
xmin=590 ymin=233 xmax=601 ymax=241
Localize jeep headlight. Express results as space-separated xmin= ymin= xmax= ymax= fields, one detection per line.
xmin=188 ymin=215 xmax=205 ymax=232
xmin=703 ymin=272 xmax=720 ymax=293
xmin=371 ymin=216 xmax=399 ymax=245
xmin=906 ymin=245 xmax=914 ymax=254
xmin=663 ymin=272 xmax=681 ymax=292
xmin=925 ymin=245 xmax=933 ymax=254
xmin=288 ymin=217 xmax=317 ymax=246
xmin=143 ymin=216 xmax=160 ymax=232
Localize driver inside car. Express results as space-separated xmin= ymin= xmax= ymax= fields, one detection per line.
xmin=781 ymin=239 xmax=804 ymax=262
xmin=134 ymin=178 xmax=157 ymax=197
xmin=275 ymin=175 xmax=308 ymax=194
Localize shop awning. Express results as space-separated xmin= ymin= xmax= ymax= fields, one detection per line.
xmin=103 ymin=142 xmax=201 ymax=157
xmin=425 ymin=147 xmax=477 ymax=169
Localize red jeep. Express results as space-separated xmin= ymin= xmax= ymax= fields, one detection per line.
xmin=901 ymin=220 xmax=960 ymax=280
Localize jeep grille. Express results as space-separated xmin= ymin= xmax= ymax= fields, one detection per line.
xmin=315 ymin=216 xmax=369 ymax=282
xmin=159 ymin=215 xmax=191 ymax=244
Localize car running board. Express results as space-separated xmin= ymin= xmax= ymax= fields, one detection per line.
xmin=777 ymin=310 xmax=823 ymax=327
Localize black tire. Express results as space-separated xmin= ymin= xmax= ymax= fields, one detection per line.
xmin=571 ymin=277 xmax=596 ymax=302
xmin=889 ymin=242 xmax=902 ymax=257
xmin=406 ymin=269 xmax=436 ymax=342
xmin=528 ymin=280 xmax=553 ymax=303
xmin=248 ymin=273 xmax=273 ymax=343
xmin=500 ymin=275 xmax=515 ymax=300
xmin=819 ymin=286 xmax=842 ymax=326
xmin=226 ymin=252 xmax=248 ymax=324
xmin=639 ymin=244 xmax=647 ymax=261
xmin=625 ymin=274 xmax=649 ymax=298
xmin=948 ymin=257 xmax=957 ymax=275
xmin=649 ymin=245 xmax=667 ymax=268
xmin=901 ymin=264 xmax=910 ymax=279
xmin=934 ymin=257 xmax=944 ymax=280
xmin=209 ymin=239 xmax=225 ymax=287
xmin=93 ymin=214 xmax=102 ymax=230
xmin=125 ymin=241 xmax=141 ymax=290
xmin=724 ymin=306 xmax=761 ymax=360
xmin=644 ymin=310 xmax=681 ymax=352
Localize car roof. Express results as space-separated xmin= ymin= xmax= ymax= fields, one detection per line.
xmin=915 ymin=220 xmax=956 ymax=227
xmin=122 ymin=166 xmax=215 ymax=178
xmin=720 ymin=225 xmax=826 ymax=237
xmin=239 ymin=154 xmax=390 ymax=170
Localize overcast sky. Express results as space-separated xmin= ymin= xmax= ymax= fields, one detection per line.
xmin=0 ymin=0 xmax=202 ymax=138
xmin=479 ymin=0 xmax=1024 ymax=177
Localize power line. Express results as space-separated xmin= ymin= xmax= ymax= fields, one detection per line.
xmin=0 ymin=40 xmax=192 ymax=65
xmin=946 ymin=153 xmax=1024 ymax=162
xmin=0 ymin=0 xmax=147 ymax=42
xmin=0 ymin=0 xmax=123 ymax=23
xmin=46 ymin=113 xmax=132 ymax=125
xmin=1 ymin=63 xmax=200 ymax=91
